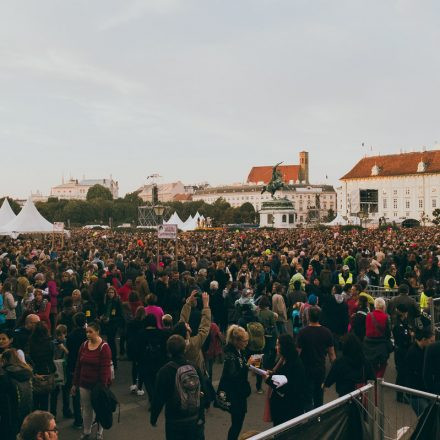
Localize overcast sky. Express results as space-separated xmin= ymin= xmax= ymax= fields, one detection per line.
xmin=1 ymin=0 xmax=439 ymax=198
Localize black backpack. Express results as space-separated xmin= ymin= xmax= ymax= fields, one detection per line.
xmin=171 ymin=362 xmax=201 ymax=416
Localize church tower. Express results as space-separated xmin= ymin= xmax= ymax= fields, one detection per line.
xmin=299 ymin=151 xmax=309 ymax=184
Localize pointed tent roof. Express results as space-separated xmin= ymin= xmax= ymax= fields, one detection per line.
xmin=0 ymin=198 xmax=55 ymax=235
xmin=181 ymin=215 xmax=197 ymax=232
xmin=0 ymin=198 xmax=17 ymax=227
xmin=165 ymin=212 xmax=185 ymax=229
xmin=325 ymin=213 xmax=348 ymax=226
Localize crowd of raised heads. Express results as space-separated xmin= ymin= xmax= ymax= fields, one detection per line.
xmin=0 ymin=226 xmax=439 ymax=440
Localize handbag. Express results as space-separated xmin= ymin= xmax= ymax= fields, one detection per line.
xmin=33 ymin=373 xmax=55 ymax=394
xmin=54 ymin=358 xmax=67 ymax=386
xmin=214 ymin=377 xmax=232 ymax=413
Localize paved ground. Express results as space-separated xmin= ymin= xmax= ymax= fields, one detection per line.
xmin=57 ymin=350 xmax=416 ymax=440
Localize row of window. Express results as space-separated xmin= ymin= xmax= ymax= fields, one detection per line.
xmin=383 ymin=199 xmax=436 ymax=209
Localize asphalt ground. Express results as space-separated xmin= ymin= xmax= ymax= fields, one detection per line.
xmin=56 ymin=349 xmax=415 ymax=440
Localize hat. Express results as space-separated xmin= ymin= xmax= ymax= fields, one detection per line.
xmin=308 ymin=294 xmax=318 ymax=305
xmin=66 ymin=269 xmax=74 ymax=275
xmin=342 ymin=265 xmax=349 ymax=271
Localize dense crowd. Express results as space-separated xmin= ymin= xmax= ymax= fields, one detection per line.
xmin=1 ymin=226 xmax=440 ymax=440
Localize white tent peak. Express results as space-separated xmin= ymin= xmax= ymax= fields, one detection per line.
xmin=0 ymin=198 xmax=17 ymax=227
xmin=0 ymin=198 xmax=55 ymax=235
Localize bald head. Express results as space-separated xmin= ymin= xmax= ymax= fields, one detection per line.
xmin=25 ymin=314 xmax=40 ymax=330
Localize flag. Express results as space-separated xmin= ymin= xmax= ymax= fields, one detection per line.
xmin=362 ymin=142 xmax=364 ymax=147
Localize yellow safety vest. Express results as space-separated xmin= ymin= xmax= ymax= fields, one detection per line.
xmin=420 ymin=292 xmax=430 ymax=311
xmin=338 ymin=273 xmax=353 ymax=286
xmin=383 ymin=274 xmax=396 ymax=291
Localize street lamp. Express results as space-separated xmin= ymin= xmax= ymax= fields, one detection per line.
xmin=153 ymin=204 xmax=165 ymax=268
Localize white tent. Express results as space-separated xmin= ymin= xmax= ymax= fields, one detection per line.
xmin=325 ymin=213 xmax=348 ymax=226
xmin=164 ymin=212 xmax=185 ymax=229
xmin=181 ymin=215 xmax=197 ymax=232
xmin=0 ymin=198 xmax=17 ymax=228
xmin=0 ymin=198 xmax=56 ymax=236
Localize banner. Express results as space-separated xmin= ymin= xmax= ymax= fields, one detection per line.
xmin=158 ymin=224 xmax=177 ymax=239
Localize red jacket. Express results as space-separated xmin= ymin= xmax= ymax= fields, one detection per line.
xmin=365 ymin=310 xmax=390 ymax=338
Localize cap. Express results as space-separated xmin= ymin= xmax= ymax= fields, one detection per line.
xmin=342 ymin=265 xmax=349 ymax=271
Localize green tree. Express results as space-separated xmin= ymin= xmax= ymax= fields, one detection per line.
xmin=324 ymin=208 xmax=336 ymax=223
xmin=124 ymin=190 xmax=143 ymax=205
xmin=86 ymin=184 xmax=113 ymax=201
xmin=432 ymin=208 xmax=440 ymax=225
xmin=239 ymin=202 xmax=256 ymax=223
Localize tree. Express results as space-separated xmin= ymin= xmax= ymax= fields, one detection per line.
xmin=324 ymin=209 xmax=336 ymax=223
xmin=239 ymin=202 xmax=256 ymax=223
xmin=124 ymin=190 xmax=143 ymax=205
xmin=86 ymin=184 xmax=113 ymax=201
xmin=432 ymin=209 xmax=440 ymax=225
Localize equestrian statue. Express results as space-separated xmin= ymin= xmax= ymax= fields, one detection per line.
xmin=261 ymin=162 xmax=286 ymax=198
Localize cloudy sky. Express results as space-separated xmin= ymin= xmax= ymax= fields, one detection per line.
xmin=1 ymin=0 xmax=439 ymax=198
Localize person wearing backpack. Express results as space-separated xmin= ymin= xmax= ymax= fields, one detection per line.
xmin=150 ymin=335 xmax=203 ymax=440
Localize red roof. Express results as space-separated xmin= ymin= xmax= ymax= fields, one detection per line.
xmin=341 ymin=150 xmax=440 ymax=180
xmin=247 ymin=165 xmax=300 ymax=184
xmin=173 ymin=193 xmax=192 ymax=201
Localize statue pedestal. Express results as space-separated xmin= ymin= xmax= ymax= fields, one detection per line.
xmin=259 ymin=199 xmax=296 ymax=228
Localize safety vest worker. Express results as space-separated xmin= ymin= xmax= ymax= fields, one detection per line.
xmin=338 ymin=266 xmax=353 ymax=286
xmin=383 ymin=274 xmax=397 ymax=291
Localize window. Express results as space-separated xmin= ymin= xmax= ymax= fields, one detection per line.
xmin=282 ymin=215 xmax=287 ymax=222
xmin=383 ymin=199 xmax=388 ymax=209
xmin=419 ymin=199 xmax=423 ymax=209
xmin=432 ymin=199 xmax=437 ymax=208
xmin=289 ymin=214 xmax=294 ymax=223
xmin=406 ymin=212 xmax=410 ymax=217
xmin=394 ymin=212 xmax=398 ymax=217
xmin=393 ymin=189 xmax=398 ymax=196
xmin=299 ymin=216 xmax=303 ymax=222
xmin=393 ymin=199 xmax=397 ymax=209
xmin=405 ymin=188 xmax=410 ymax=195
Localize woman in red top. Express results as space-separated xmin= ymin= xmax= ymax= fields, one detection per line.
xmin=47 ymin=271 xmax=59 ymax=335
xmin=72 ymin=322 xmax=112 ymax=440
xmin=363 ymin=297 xmax=392 ymax=378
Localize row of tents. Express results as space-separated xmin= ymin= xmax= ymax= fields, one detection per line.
xmin=0 ymin=198 xmax=59 ymax=237
xmin=164 ymin=211 xmax=205 ymax=232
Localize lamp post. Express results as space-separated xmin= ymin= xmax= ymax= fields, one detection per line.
xmin=153 ymin=204 xmax=165 ymax=268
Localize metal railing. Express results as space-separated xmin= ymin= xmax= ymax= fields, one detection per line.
xmin=430 ymin=297 xmax=440 ymax=340
xmin=248 ymin=383 xmax=374 ymax=440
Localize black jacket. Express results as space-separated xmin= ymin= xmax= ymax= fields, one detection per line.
xmin=423 ymin=341 xmax=440 ymax=394
xmin=66 ymin=327 xmax=87 ymax=374
xmin=218 ymin=344 xmax=251 ymax=413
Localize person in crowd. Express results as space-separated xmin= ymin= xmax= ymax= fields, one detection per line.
xmin=388 ymin=284 xmax=420 ymax=326
xmin=150 ymin=334 xmax=203 ymax=440
xmin=126 ymin=306 xmax=146 ymax=395
xmin=46 ymin=272 xmax=59 ymax=336
xmin=392 ymin=303 xmax=412 ymax=402
xmin=324 ymin=333 xmax=375 ymax=397
xmin=29 ymin=322 xmax=56 ymax=411
xmin=144 ymin=293 xmax=164 ymax=329
xmin=297 ymin=306 xmax=335 ymax=411
xmin=423 ymin=339 xmax=440 ymax=396
xmin=271 ymin=286 xmax=287 ymax=335
xmin=299 ymin=294 xmax=319 ymax=328
xmin=218 ymin=325 xmax=251 ymax=440
xmin=321 ymin=285 xmax=349 ymax=352
xmin=71 ymin=289 xmax=83 ymax=313
xmin=0 ymin=328 xmax=25 ymax=361
xmin=2 ymin=281 xmax=17 ymax=329
xmin=350 ymin=295 xmax=370 ymax=341
xmin=17 ymin=410 xmax=58 ymax=440
xmin=363 ymin=297 xmax=393 ymax=379
xmin=49 ymin=324 xmax=71 ymax=419
xmin=0 ymin=348 xmax=33 ymax=440
xmin=202 ymin=321 xmax=223 ymax=384
xmin=406 ymin=327 xmax=434 ymax=416
xmin=13 ymin=314 xmax=40 ymax=357
xmin=266 ymin=334 xmax=306 ymax=426
xmin=100 ymin=286 xmax=123 ymax=369
xmin=66 ymin=313 xmax=87 ymax=429
xmin=138 ymin=313 xmax=169 ymax=406
xmin=25 ymin=289 xmax=51 ymax=334
xmin=72 ymin=321 xmax=112 ymax=440
xmin=57 ymin=297 xmax=76 ymax=333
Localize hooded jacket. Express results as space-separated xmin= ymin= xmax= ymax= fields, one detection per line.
xmin=321 ymin=294 xmax=349 ymax=335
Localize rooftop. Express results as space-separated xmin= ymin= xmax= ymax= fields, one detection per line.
xmin=247 ymin=165 xmax=300 ymax=184
xmin=341 ymin=150 xmax=440 ymax=180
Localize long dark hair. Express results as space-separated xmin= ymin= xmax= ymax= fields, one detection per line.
xmin=278 ymin=333 xmax=299 ymax=364
xmin=342 ymin=333 xmax=366 ymax=365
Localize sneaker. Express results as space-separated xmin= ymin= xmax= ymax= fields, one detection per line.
xmin=129 ymin=384 xmax=137 ymax=393
xmin=257 ymin=389 xmax=264 ymax=394
xmin=136 ymin=389 xmax=145 ymax=396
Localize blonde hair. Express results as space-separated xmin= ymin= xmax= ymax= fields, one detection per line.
xmin=374 ymin=297 xmax=386 ymax=311
xmin=226 ymin=325 xmax=248 ymax=346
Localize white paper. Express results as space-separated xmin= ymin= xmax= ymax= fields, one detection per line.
xmin=272 ymin=374 xmax=288 ymax=388
xmin=249 ymin=365 xmax=267 ymax=376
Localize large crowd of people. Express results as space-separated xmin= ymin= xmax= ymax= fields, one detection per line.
xmin=0 ymin=226 xmax=440 ymax=440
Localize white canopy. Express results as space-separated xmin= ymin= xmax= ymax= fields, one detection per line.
xmin=181 ymin=215 xmax=197 ymax=232
xmin=164 ymin=212 xmax=185 ymax=229
xmin=0 ymin=198 xmax=56 ymax=235
xmin=0 ymin=198 xmax=17 ymax=227
xmin=325 ymin=213 xmax=348 ymax=226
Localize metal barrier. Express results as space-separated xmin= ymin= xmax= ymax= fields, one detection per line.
xmin=248 ymin=383 xmax=375 ymax=440
xmin=365 ymin=285 xmax=398 ymax=299
xmin=376 ymin=379 xmax=439 ymax=440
